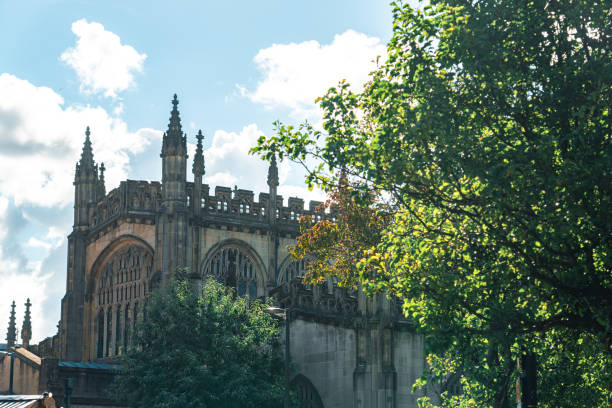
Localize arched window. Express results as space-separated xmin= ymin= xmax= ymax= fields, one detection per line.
xmin=203 ymin=244 xmax=262 ymax=298
xmin=277 ymin=258 xmax=308 ymax=286
xmin=291 ymin=375 xmax=324 ymax=408
xmin=94 ymin=244 xmax=153 ymax=359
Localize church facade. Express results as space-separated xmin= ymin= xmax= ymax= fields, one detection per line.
xmin=45 ymin=95 xmax=428 ymax=407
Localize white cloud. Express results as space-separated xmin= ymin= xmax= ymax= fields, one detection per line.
xmin=26 ymin=237 xmax=52 ymax=251
xmin=0 ymin=73 xmax=160 ymax=207
xmin=245 ymin=29 xmax=385 ymax=121
xmin=61 ymin=19 xmax=147 ymax=98
xmin=0 ymin=268 xmax=52 ymax=344
xmin=0 ymin=198 xmax=52 ymax=343
xmin=204 ymin=124 xmax=289 ymax=192
xmin=203 ymin=124 xmax=326 ymax=205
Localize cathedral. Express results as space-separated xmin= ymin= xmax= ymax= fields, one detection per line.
xmin=2 ymin=96 xmax=428 ymax=407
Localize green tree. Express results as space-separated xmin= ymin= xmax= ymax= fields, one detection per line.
xmin=252 ymin=1 xmax=611 ymax=406
xmin=111 ymin=277 xmax=286 ymax=408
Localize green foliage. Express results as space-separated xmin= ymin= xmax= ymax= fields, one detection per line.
xmin=110 ymin=277 xmax=286 ymax=408
xmin=291 ymin=179 xmax=392 ymax=288
xmin=252 ymin=0 xmax=611 ymax=406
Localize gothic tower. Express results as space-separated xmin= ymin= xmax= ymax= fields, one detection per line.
xmin=59 ymin=127 xmax=103 ymax=360
xmin=155 ymin=95 xmax=189 ymax=280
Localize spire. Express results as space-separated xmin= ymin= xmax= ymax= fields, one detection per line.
xmin=21 ymin=298 xmax=31 ymax=349
xmin=76 ymin=126 xmax=97 ymax=179
xmin=161 ymin=94 xmax=187 ymax=158
xmin=80 ymin=126 xmax=95 ymax=168
xmin=168 ymin=94 xmax=182 ymax=136
xmin=6 ymin=300 xmax=16 ymax=348
xmin=267 ymin=155 xmax=279 ymax=188
xmin=192 ymin=130 xmax=205 ymax=176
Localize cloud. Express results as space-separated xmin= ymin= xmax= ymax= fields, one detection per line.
xmin=61 ymin=19 xmax=147 ymax=98
xmin=0 ymin=73 xmax=160 ymax=207
xmin=245 ymin=30 xmax=386 ymax=121
xmin=204 ymin=124 xmax=289 ymax=192
xmin=0 ymin=196 xmax=53 ymax=343
xmin=26 ymin=237 xmax=52 ymax=251
xmin=0 ymin=74 xmax=161 ymax=341
xmin=0 ymin=269 xmax=53 ymax=344
xmin=203 ymin=124 xmax=325 ymax=204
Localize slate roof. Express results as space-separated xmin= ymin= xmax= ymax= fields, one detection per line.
xmin=59 ymin=360 xmax=120 ymax=370
xmin=0 ymin=395 xmax=41 ymax=408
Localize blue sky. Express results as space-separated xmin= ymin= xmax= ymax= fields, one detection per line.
xmin=0 ymin=0 xmax=400 ymax=341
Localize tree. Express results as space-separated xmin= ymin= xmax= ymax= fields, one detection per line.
xmin=111 ymin=277 xmax=286 ymax=408
xmin=252 ymin=1 xmax=611 ymax=406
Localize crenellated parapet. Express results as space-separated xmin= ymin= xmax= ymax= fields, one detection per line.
xmin=186 ymin=182 xmax=334 ymax=232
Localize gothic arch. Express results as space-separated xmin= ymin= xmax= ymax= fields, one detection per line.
xmin=277 ymin=255 xmax=310 ymax=286
xmin=200 ymin=239 xmax=267 ymax=298
xmin=88 ymin=235 xmax=154 ymax=359
xmin=291 ymin=374 xmax=324 ymax=408
xmin=87 ymin=234 xmax=154 ymax=297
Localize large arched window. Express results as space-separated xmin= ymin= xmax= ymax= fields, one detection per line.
xmin=94 ymin=244 xmax=153 ymax=359
xmin=203 ymin=243 xmax=262 ymax=298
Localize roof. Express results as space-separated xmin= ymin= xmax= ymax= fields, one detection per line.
xmin=59 ymin=360 xmax=120 ymax=370
xmin=14 ymin=348 xmax=41 ymax=366
xmin=0 ymin=395 xmax=41 ymax=408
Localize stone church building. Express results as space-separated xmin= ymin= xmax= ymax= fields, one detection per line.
xmin=3 ymin=96 xmax=428 ymax=407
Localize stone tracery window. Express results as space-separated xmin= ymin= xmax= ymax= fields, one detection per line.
xmin=277 ymin=258 xmax=308 ymax=286
xmin=203 ymin=245 xmax=261 ymax=298
xmin=94 ymin=244 xmax=152 ymax=359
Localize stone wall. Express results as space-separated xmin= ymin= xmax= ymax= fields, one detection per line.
xmin=0 ymin=347 xmax=40 ymax=394
xmin=290 ymin=319 xmax=356 ymax=408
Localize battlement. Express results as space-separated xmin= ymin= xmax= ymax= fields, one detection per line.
xmin=187 ymin=182 xmax=333 ymax=224
xmin=88 ymin=178 xmax=332 ymax=232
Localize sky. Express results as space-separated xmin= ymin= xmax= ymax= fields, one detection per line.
xmin=0 ymin=0 xmax=399 ymax=342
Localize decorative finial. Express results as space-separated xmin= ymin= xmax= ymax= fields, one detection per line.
xmin=21 ymin=298 xmax=32 ymax=349
xmin=267 ymin=155 xmax=279 ymax=188
xmin=85 ymin=126 xmax=91 ymax=137
xmin=172 ymin=93 xmax=178 ymax=109
xmin=6 ymin=300 xmax=16 ymax=348
xmin=192 ymin=130 xmax=205 ymax=176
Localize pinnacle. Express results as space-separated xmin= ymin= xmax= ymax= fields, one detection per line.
xmin=79 ymin=126 xmax=95 ymax=169
xmin=267 ymin=155 xmax=279 ymax=188
xmin=6 ymin=300 xmax=16 ymax=347
xmin=166 ymin=93 xmax=183 ymax=140
xmin=193 ymin=129 xmax=205 ymax=175
xmin=21 ymin=298 xmax=32 ymax=347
